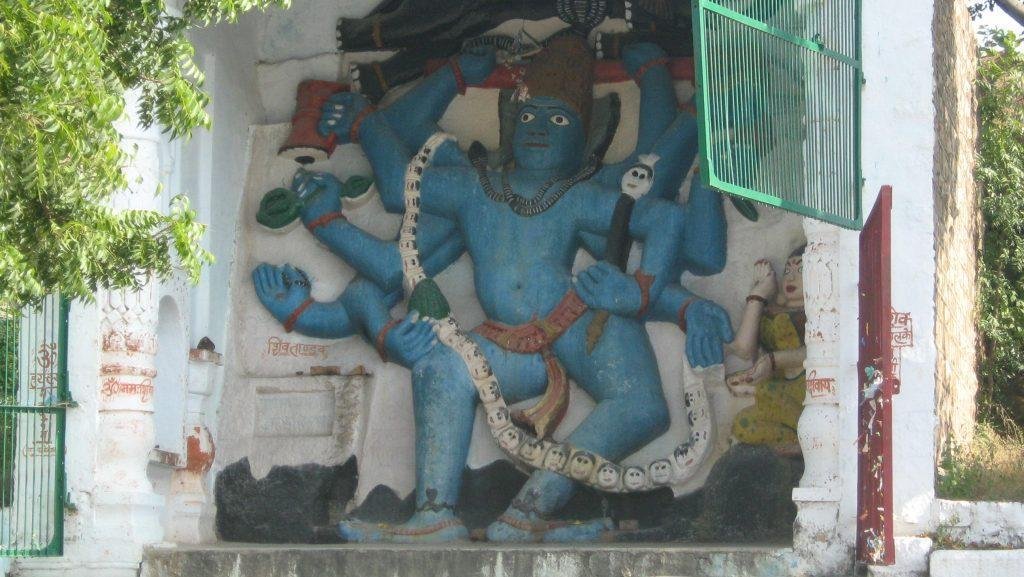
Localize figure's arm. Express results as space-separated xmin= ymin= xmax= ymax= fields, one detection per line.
xmin=678 ymin=174 xmax=727 ymax=276
xmin=252 ymin=263 xmax=400 ymax=339
xmin=726 ymin=259 xmax=777 ymax=361
xmin=649 ymin=284 xmax=735 ymax=368
xmin=573 ymin=186 xmax=687 ymax=317
xmin=595 ymin=43 xmax=680 ymax=188
xmin=377 ymin=48 xmax=497 ymax=153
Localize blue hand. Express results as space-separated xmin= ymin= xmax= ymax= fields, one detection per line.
xmin=684 ymin=299 xmax=735 ymax=368
xmin=293 ymin=169 xmax=343 ymax=224
xmin=317 ymin=91 xmax=371 ymax=143
xmin=621 ymin=42 xmax=668 ymax=79
xmin=574 ymin=261 xmax=642 ymax=317
xmin=252 ymin=263 xmax=313 ymax=325
xmin=457 ymin=46 xmax=497 ymax=85
xmin=385 ymin=311 xmax=439 ymax=368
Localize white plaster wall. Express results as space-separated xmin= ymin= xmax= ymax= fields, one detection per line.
xmin=859 ymin=0 xmax=938 ymax=540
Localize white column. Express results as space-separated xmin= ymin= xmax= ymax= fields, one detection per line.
xmin=791 ymin=218 xmax=851 ymax=575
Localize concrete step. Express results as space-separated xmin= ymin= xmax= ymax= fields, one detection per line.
xmin=142 ymin=542 xmax=794 ymax=577
xmin=930 ymin=549 xmax=1024 ymax=577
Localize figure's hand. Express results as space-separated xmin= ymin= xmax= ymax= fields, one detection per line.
xmin=384 ymin=312 xmax=438 ymax=368
xmin=252 ymin=263 xmax=313 ymax=324
xmin=317 ymin=91 xmax=371 ymax=144
xmin=457 ymin=45 xmax=497 ymax=85
xmin=684 ymin=299 xmax=735 ymax=368
xmin=621 ymin=42 xmax=668 ymax=79
xmin=750 ymin=259 xmax=777 ymax=301
xmin=574 ymin=261 xmax=642 ymax=317
xmin=293 ymin=169 xmax=343 ymax=224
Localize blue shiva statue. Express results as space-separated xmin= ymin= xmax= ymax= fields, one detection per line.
xmin=252 ymin=37 xmax=730 ymax=542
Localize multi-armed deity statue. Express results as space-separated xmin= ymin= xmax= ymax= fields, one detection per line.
xmin=252 ymin=32 xmax=735 ymax=542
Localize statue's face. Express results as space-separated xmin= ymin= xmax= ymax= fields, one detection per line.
xmin=569 ymin=451 xmax=595 ymax=480
xmin=782 ymin=255 xmax=804 ymax=307
xmin=649 ymin=460 xmax=672 ymax=485
xmin=624 ymin=467 xmax=646 ymax=490
xmin=512 ymin=97 xmax=585 ymax=172
xmin=597 ymin=463 xmax=620 ymax=489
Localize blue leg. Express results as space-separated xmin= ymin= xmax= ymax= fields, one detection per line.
xmin=338 ymin=334 xmax=547 ymax=543
xmin=486 ymin=313 xmax=670 ymax=542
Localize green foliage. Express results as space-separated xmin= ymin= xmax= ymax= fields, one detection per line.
xmin=937 ymin=419 xmax=1024 ymax=502
xmin=977 ymin=29 xmax=1024 ymax=427
xmin=0 ymin=0 xmax=288 ymax=312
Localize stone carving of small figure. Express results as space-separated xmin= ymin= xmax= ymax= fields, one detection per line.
xmin=724 ymin=245 xmax=807 ymax=456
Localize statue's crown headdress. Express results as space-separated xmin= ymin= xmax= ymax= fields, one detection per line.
xmin=516 ymin=34 xmax=594 ymax=129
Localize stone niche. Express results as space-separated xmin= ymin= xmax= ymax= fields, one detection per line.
xmin=214 ymin=7 xmax=809 ymax=544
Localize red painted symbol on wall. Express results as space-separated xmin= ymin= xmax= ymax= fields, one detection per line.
xmin=889 ymin=308 xmax=914 ymax=392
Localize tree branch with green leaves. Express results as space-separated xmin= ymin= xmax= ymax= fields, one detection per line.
xmin=0 ymin=0 xmax=289 ymax=313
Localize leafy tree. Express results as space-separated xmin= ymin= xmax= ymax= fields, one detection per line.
xmin=970 ymin=1 xmax=1024 ymax=28
xmin=0 ymin=0 xmax=288 ymax=313
xmin=976 ymin=29 xmax=1024 ymax=427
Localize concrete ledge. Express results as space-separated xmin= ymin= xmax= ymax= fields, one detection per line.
xmin=142 ymin=543 xmax=795 ymax=577
xmin=931 ymin=549 xmax=1024 ymax=577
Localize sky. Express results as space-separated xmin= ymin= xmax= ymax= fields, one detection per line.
xmin=973 ymin=4 xmax=1023 ymax=34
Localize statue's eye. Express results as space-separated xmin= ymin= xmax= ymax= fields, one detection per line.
xmin=550 ymin=114 xmax=570 ymax=126
xmin=520 ymin=112 xmax=536 ymax=123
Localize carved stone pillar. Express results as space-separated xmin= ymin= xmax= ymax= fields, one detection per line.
xmin=792 ymin=218 xmax=851 ymax=575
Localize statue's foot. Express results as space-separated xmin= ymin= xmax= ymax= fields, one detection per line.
xmin=486 ymin=511 xmax=614 ymax=543
xmin=337 ymin=511 xmax=467 ymax=543
xmin=542 ymin=518 xmax=615 ymax=543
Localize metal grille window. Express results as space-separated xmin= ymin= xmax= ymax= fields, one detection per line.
xmin=0 ymin=296 xmax=68 ymax=557
xmin=692 ymin=0 xmax=863 ymax=229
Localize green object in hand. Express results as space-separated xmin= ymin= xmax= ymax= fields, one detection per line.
xmin=408 ymin=278 xmax=451 ymax=319
xmin=340 ymin=175 xmax=374 ymax=199
xmin=256 ymin=187 xmax=303 ymax=230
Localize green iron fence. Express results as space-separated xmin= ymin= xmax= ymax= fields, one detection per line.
xmin=0 ymin=296 xmax=68 ymax=557
xmin=692 ymin=0 xmax=863 ymax=229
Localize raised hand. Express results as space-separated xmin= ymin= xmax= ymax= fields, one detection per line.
xmin=621 ymin=42 xmax=668 ymax=79
xmin=252 ymin=263 xmax=313 ymax=324
xmin=293 ymin=169 xmax=343 ymax=224
xmin=574 ymin=261 xmax=642 ymax=317
xmin=385 ymin=311 xmax=438 ymax=368
xmin=317 ymin=91 xmax=372 ymax=144
xmin=457 ymin=45 xmax=497 ymax=85
xmin=683 ymin=299 xmax=735 ymax=368
xmin=750 ymin=258 xmax=777 ymax=301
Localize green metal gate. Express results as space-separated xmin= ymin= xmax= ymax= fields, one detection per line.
xmin=0 ymin=296 xmax=68 ymax=556
xmin=692 ymin=0 xmax=863 ymax=229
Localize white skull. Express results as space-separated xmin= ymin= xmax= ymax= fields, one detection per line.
xmin=486 ymin=405 xmax=509 ymax=428
xmin=543 ymin=444 xmax=568 ymax=471
xmin=519 ymin=440 xmax=543 ymax=462
xmin=620 ymin=156 xmax=657 ymax=199
xmin=649 ymin=460 xmax=672 ymax=485
xmin=569 ymin=451 xmax=595 ymax=480
xmin=476 ymin=378 xmax=501 ymax=403
xmin=624 ymin=466 xmax=646 ymax=490
xmin=673 ymin=443 xmax=692 ymax=467
xmin=596 ymin=463 xmax=621 ymax=489
xmin=498 ymin=427 xmax=522 ymax=452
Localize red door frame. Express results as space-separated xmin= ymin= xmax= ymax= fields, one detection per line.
xmin=857 ymin=185 xmax=896 ymax=565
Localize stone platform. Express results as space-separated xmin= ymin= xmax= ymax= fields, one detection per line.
xmin=141 ymin=542 xmax=795 ymax=577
